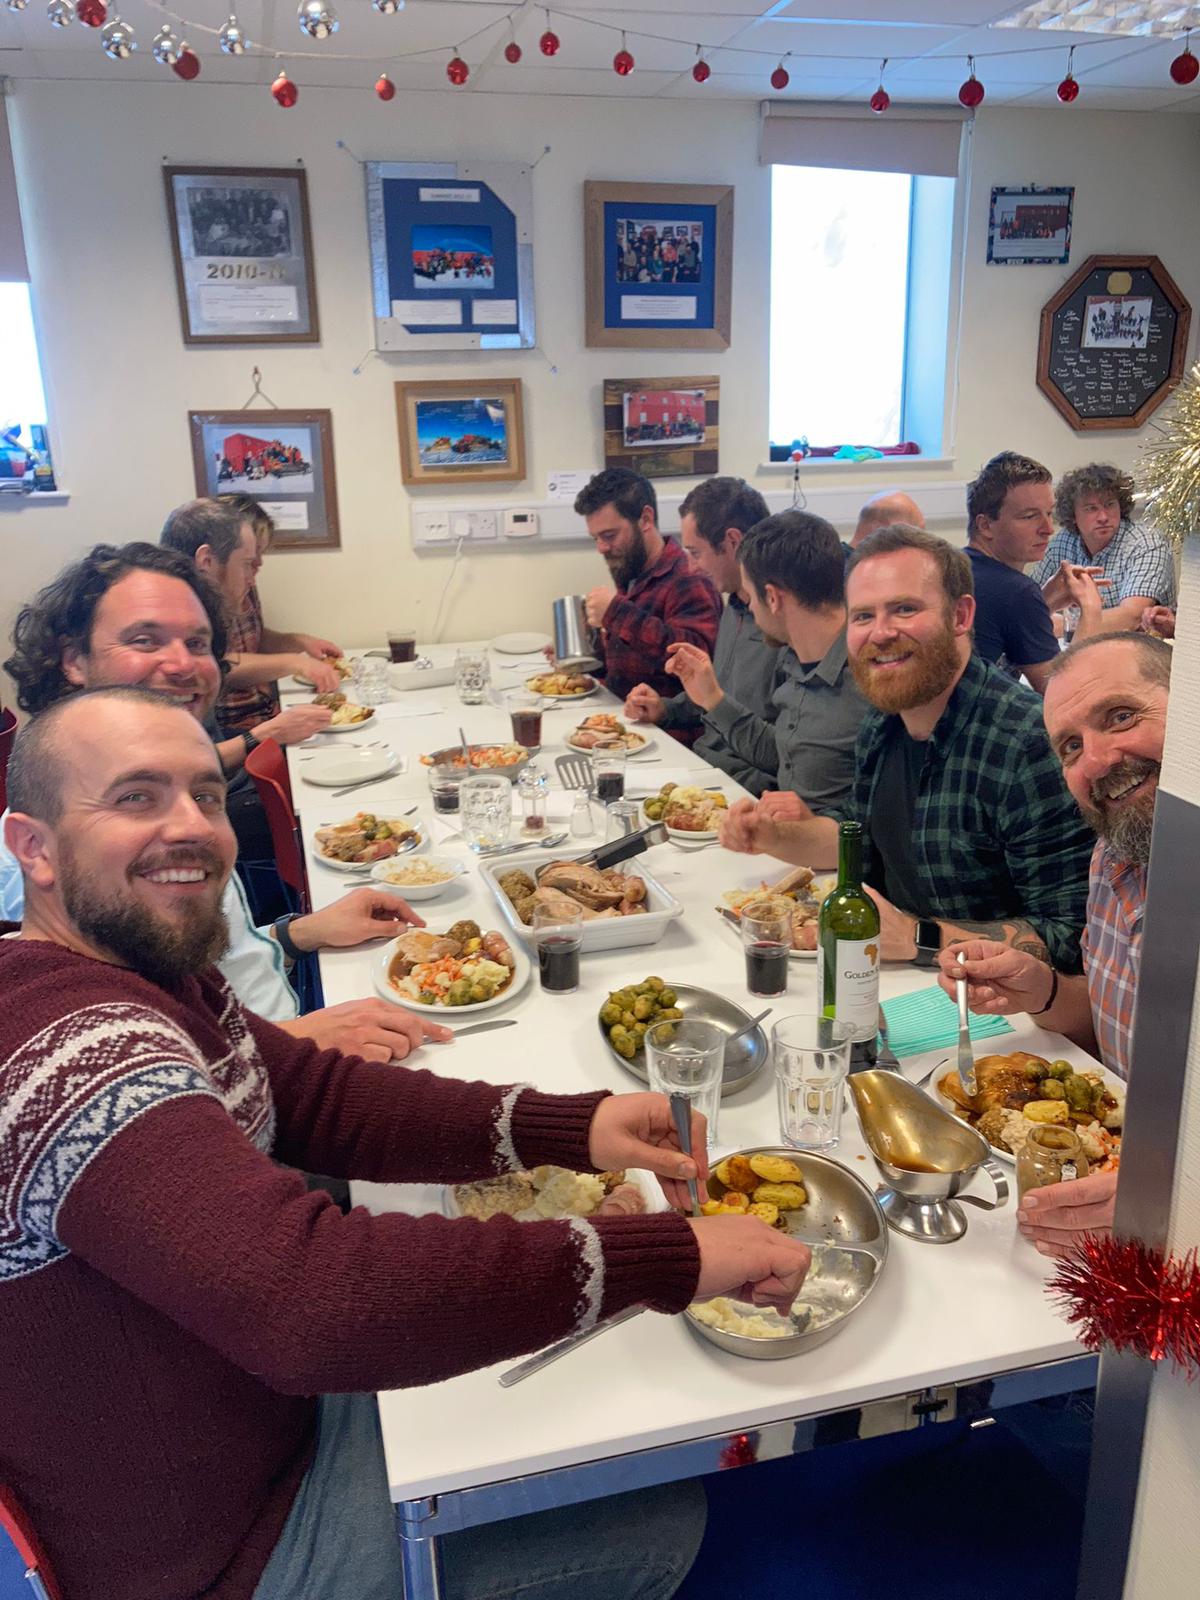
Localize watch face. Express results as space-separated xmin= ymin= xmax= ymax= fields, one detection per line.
xmin=916 ymin=920 xmax=940 ymax=951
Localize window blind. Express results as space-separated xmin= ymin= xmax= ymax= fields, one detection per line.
xmin=0 ymin=95 xmax=30 ymax=283
xmin=759 ymin=102 xmax=966 ymax=179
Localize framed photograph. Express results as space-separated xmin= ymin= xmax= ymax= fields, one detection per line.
xmin=603 ymin=375 xmax=719 ymax=479
xmin=585 ymin=182 xmax=732 ymax=350
xmin=394 ymin=379 xmax=526 ymax=486
xmin=188 ymin=409 xmax=339 ymax=551
xmin=987 ymin=185 xmax=1074 ymax=266
xmin=366 ymin=160 xmax=534 ymax=352
xmin=165 ymin=167 xmax=319 ymax=344
xmin=1082 ymin=295 xmax=1152 ymax=349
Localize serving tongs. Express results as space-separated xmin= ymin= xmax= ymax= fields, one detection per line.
xmin=573 ymin=820 xmax=670 ymax=872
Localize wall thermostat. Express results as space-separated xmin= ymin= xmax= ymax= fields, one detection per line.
xmin=503 ymin=509 xmax=539 ymax=539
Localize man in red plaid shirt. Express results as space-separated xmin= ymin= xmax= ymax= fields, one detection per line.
xmin=574 ymin=469 xmax=721 ymax=703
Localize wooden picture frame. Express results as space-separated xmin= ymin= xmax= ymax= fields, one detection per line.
xmin=603 ymin=375 xmax=719 ymax=479
xmin=1037 ymin=255 xmax=1192 ymax=432
xmin=165 ymin=166 xmax=319 ymax=345
xmin=394 ymin=378 xmax=526 ymax=486
xmin=585 ymin=181 xmax=732 ymax=350
xmin=188 ymin=409 xmax=340 ymax=552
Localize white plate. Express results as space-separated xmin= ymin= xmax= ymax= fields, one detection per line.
xmin=715 ymin=871 xmax=836 ymax=961
xmin=370 ymin=855 xmax=465 ymax=901
xmin=716 ymin=909 xmax=817 ymax=961
xmin=565 ymin=729 xmax=655 ymax=759
xmin=493 ymin=632 xmax=552 ymax=655
xmin=317 ymin=707 xmax=376 ymax=733
xmin=311 ymin=815 xmax=423 ymax=871
xmin=374 ymin=934 xmax=531 ymax=1014
xmin=300 ymin=746 xmax=401 ymax=787
xmin=639 ymin=798 xmax=724 ymax=842
xmin=930 ymin=1052 xmax=1125 ymax=1167
xmin=524 ymin=676 xmax=599 ymax=703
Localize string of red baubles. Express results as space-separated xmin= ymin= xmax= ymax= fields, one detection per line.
xmin=12 ymin=1 xmax=1200 ymax=108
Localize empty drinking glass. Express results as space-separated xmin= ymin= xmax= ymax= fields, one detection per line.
xmin=604 ymin=799 xmax=642 ymax=843
xmin=455 ymin=649 xmax=490 ymax=706
xmin=459 ymin=774 xmax=512 ymax=851
xmin=645 ymin=1017 xmax=725 ymax=1148
xmin=772 ymin=1014 xmax=852 ymax=1150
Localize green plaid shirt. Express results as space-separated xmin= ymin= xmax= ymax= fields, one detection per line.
xmin=849 ymin=654 xmax=1093 ymax=972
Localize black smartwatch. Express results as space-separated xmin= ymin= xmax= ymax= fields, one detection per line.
xmin=272 ymin=914 xmax=305 ymax=963
xmin=242 ymin=732 xmax=261 ymax=762
xmin=912 ymin=918 xmax=941 ymax=968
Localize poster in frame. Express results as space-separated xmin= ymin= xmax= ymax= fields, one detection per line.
xmin=585 ymin=181 xmax=733 ymax=350
xmin=188 ymin=409 xmax=340 ymax=552
xmin=986 ymin=185 xmax=1074 ymax=266
xmin=366 ymin=160 xmax=535 ymax=352
xmin=603 ymin=375 xmax=719 ymax=479
xmin=165 ymin=166 xmax=319 ymax=344
xmin=394 ymin=378 xmax=526 ymax=486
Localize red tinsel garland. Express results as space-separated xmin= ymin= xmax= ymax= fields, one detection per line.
xmin=1048 ymin=1235 xmax=1200 ymax=1379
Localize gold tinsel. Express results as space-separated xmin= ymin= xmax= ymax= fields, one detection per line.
xmin=1139 ymin=361 xmax=1200 ymax=554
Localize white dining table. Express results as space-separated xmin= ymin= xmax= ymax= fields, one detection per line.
xmin=280 ymin=642 xmax=1097 ymax=1599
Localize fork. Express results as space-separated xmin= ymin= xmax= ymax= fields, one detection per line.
xmin=876 ymin=1006 xmax=902 ymax=1073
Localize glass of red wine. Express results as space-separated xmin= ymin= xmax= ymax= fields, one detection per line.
xmin=592 ymin=743 xmax=627 ymax=806
xmin=531 ymin=902 xmax=584 ymax=994
xmin=741 ymin=907 xmax=791 ymax=997
xmin=387 ymin=629 xmax=417 ymax=664
xmin=507 ymin=690 xmax=544 ymax=750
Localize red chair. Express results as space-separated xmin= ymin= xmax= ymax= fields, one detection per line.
xmin=243 ymin=738 xmax=309 ymax=912
xmin=0 ymin=1484 xmax=62 ymax=1599
xmin=0 ymin=707 xmax=17 ymax=816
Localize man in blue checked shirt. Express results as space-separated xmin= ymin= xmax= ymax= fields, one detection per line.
xmin=1032 ymin=462 xmax=1176 ymax=637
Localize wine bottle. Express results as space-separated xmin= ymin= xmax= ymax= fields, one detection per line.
xmin=817 ymin=820 xmax=881 ymax=1070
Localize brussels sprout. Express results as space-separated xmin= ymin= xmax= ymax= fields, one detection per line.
xmin=609 ymin=1024 xmax=629 ymax=1042
xmin=469 ymin=982 xmax=491 ymax=1002
xmin=631 ymin=1023 xmax=648 ymax=1045
xmin=447 ymin=979 xmax=473 ymax=1005
xmin=658 ymin=987 xmax=677 ymax=1007
xmin=1023 ymin=1061 xmax=1049 ymax=1082
xmin=653 ymin=1023 xmax=677 ymax=1045
xmin=418 ymin=990 xmax=437 ymax=1005
xmin=1046 ymin=1059 xmax=1073 ymax=1080
xmin=615 ymin=1035 xmax=637 ymax=1060
xmin=645 ymin=976 xmax=665 ymax=992
xmin=1040 ymin=1079 xmax=1067 ymax=1101
xmin=633 ymin=995 xmax=655 ymax=1020
xmin=644 ymin=800 xmax=664 ymax=821
xmin=657 ymin=1007 xmax=683 ymax=1022
xmin=621 ymin=1010 xmax=637 ymax=1028
xmin=599 ymin=1002 xmax=622 ymax=1027
xmin=1064 ymin=1075 xmax=1095 ymax=1112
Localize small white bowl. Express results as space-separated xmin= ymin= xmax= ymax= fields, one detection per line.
xmin=370 ymin=855 xmax=465 ymax=901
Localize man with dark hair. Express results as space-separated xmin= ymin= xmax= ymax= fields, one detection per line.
xmin=938 ymin=631 xmax=1171 ymax=1258
xmin=162 ymin=498 xmax=343 ymax=701
xmin=573 ymin=467 xmax=721 ymax=701
xmin=964 ymin=451 xmax=1060 ymax=693
xmin=850 ymin=489 xmax=926 ymax=550
xmin=722 ymin=526 xmax=1093 ymax=975
xmin=1031 ymin=462 xmax=1176 ymax=637
xmin=0 ymin=689 xmax=808 ymax=1597
xmin=666 ymin=511 xmax=868 ymax=815
xmin=624 ymin=476 xmax=779 ymax=790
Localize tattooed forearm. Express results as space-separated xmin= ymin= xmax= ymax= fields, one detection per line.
xmin=939 ymin=918 xmax=1053 ymax=965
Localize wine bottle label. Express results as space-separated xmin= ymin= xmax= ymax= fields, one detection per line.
xmin=818 ymin=937 xmax=880 ymax=1042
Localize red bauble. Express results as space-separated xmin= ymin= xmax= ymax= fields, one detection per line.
xmin=172 ymin=48 xmax=200 ymax=80
xmin=958 ymin=75 xmax=984 ymax=108
xmin=613 ymin=48 xmax=634 ymax=76
xmin=539 ymin=28 xmax=560 ymax=57
xmin=447 ymin=55 xmax=469 ymax=85
xmin=504 ymin=40 xmax=522 ymax=64
xmin=770 ymin=64 xmax=789 ymax=90
xmin=1170 ymin=48 xmax=1199 ymax=85
xmin=692 ymin=58 xmax=710 ymax=84
xmin=375 ymin=73 xmax=395 ymax=101
xmin=271 ymin=72 xmax=298 ymax=108
xmin=76 ymin=0 xmax=105 ymax=24
xmin=1057 ymin=73 xmax=1079 ymax=102
xmin=870 ymin=86 xmax=890 ymax=112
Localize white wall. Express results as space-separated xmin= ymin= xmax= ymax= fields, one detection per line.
xmin=2 ymin=80 xmax=1199 ymax=692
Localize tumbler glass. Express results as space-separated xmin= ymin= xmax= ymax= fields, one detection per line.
xmin=459 ymin=775 xmax=512 ymax=851
xmin=387 ymin=629 xmax=417 ymax=664
xmin=531 ymin=902 xmax=583 ymax=994
xmin=741 ymin=908 xmax=791 ymax=998
xmin=455 ymin=649 xmax=490 ymax=706
xmin=507 ymin=690 xmax=544 ymax=750
xmin=645 ymin=1018 xmax=725 ymax=1149
xmin=592 ymin=745 xmax=627 ymax=805
xmin=772 ymin=1014 xmax=852 ymax=1150
xmin=356 ymin=655 xmax=390 ymax=706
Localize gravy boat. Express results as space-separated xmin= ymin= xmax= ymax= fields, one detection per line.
xmin=849 ymin=1070 xmax=1009 ymax=1243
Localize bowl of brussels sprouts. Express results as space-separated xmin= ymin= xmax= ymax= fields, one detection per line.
xmin=596 ymin=978 xmax=769 ymax=1095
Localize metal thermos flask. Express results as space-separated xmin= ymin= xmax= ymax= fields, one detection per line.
xmin=552 ymin=595 xmax=602 ymax=672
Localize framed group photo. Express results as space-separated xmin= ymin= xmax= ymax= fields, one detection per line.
xmin=603 ymin=375 xmax=719 ymax=479
xmin=165 ymin=166 xmax=319 ymax=344
xmin=585 ymin=181 xmax=733 ymax=350
xmin=986 ymin=185 xmax=1074 ymax=266
xmin=188 ymin=409 xmax=340 ymax=551
xmin=394 ymin=378 xmax=526 ymax=486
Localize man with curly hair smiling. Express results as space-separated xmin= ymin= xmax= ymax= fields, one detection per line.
xmin=1032 ymin=462 xmax=1176 ymax=637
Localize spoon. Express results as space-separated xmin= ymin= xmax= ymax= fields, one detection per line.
xmin=726 ymin=1008 xmax=771 ymax=1048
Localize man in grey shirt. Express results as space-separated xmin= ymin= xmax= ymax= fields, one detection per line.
xmin=624 ymin=477 xmax=780 ymax=794
xmin=667 ymin=511 xmax=869 ymax=816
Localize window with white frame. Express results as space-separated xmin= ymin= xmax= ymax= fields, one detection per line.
xmin=1 ymin=98 xmax=56 ymax=492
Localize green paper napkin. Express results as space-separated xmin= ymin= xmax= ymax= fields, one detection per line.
xmin=881 ymin=986 xmax=1015 ymax=1059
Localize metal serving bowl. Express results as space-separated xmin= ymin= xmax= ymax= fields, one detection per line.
xmin=424 ymin=744 xmax=533 ymax=780
xmin=596 ymin=983 xmax=768 ymax=1097
xmin=684 ymin=1148 xmax=889 ymax=1359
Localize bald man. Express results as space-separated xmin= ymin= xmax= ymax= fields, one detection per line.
xmin=850 ymin=490 xmax=926 ymax=551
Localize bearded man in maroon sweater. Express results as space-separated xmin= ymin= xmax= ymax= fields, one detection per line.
xmin=0 ymin=687 xmax=810 ymax=1600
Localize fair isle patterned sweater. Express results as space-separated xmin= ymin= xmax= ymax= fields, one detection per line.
xmin=0 ymin=933 xmax=700 ymax=1600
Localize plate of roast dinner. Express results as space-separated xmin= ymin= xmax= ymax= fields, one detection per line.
xmin=934 ymin=1050 xmax=1124 ymax=1168
xmin=376 ymin=921 xmax=530 ymax=1014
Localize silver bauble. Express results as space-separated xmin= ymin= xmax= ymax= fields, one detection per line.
xmin=46 ymin=0 xmax=74 ymax=23
xmin=372 ymin=0 xmax=404 ymax=13
xmin=297 ymin=0 xmax=337 ymax=39
xmin=151 ymin=24 xmax=179 ymax=65
xmin=7 ymin=0 xmax=29 ymax=14
xmin=100 ymin=14 xmax=136 ymax=57
xmin=219 ymin=13 xmax=246 ymax=54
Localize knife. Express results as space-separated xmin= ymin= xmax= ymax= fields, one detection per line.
xmin=450 ymin=1019 xmax=519 ymax=1039
xmin=498 ymin=1303 xmax=646 ymax=1388
xmin=325 ymin=770 xmax=404 ymax=800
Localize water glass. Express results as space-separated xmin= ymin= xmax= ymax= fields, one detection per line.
xmin=741 ymin=908 xmax=791 ymax=998
xmin=604 ymin=799 xmax=642 ymax=843
xmin=356 ymin=655 xmax=390 ymax=706
xmin=455 ymin=649 xmax=490 ymax=706
xmin=772 ymin=1014 xmax=852 ymax=1151
xmin=531 ymin=902 xmax=583 ymax=994
xmin=645 ymin=1018 xmax=725 ymax=1149
xmin=459 ymin=774 xmax=512 ymax=851
xmin=592 ymin=745 xmax=627 ymax=805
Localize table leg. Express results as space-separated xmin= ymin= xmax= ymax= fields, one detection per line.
xmin=397 ymin=1498 xmax=444 ymax=1600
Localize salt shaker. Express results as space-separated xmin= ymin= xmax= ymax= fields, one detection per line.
xmin=569 ymin=792 xmax=595 ymax=839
